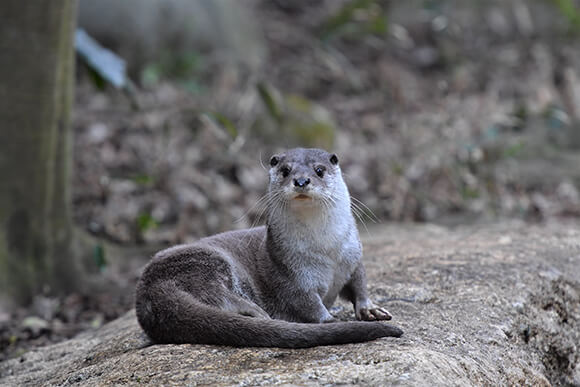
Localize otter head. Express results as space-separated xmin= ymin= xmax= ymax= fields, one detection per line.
xmin=268 ymin=148 xmax=344 ymax=210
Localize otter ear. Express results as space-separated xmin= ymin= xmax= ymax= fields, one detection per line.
xmin=269 ymin=155 xmax=279 ymax=167
xmin=329 ymin=154 xmax=339 ymax=165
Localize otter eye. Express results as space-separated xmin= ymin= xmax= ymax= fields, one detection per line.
xmin=315 ymin=166 xmax=325 ymax=178
xmin=280 ymin=165 xmax=291 ymax=178
xmin=270 ymin=156 xmax=279 ymax=167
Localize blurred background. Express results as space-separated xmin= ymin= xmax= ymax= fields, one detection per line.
xmin=2 ymin=0 xmax=580 ymax=360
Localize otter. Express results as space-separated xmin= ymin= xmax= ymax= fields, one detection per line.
xmin=135 ymin=148 xmax=402 ymax=348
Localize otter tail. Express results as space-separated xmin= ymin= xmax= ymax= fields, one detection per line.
xmin=136 ymin=287 xmax=403 ymax=348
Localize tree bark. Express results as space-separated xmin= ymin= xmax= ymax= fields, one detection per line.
xmin=0 ymin=1 xmax=80 ymax=305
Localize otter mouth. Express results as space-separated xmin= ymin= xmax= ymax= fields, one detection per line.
xmin=293 ymin=194 xmax=312 ymax=201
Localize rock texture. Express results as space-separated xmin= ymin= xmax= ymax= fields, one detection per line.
xmin=1 ymin=222 xmax=579 ymax=386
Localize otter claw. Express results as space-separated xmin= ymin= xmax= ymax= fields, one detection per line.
xmin=360 ymin=309 xmax=374 ymax=320
xmin=359 ymin=307 xmax=392 ymax=321
xmin=373 ymin=307 xmax=392 ymax=320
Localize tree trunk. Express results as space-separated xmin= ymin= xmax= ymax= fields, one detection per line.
xmin=0 ymin=1 xmax=80 ymax=306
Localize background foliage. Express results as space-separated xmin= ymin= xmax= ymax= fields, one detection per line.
xmin=2 ymin=0 xmax=580 ymax=361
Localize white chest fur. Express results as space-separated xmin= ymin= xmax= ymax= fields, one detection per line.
xmin=279 ymin=200 xmax=361 ymax=304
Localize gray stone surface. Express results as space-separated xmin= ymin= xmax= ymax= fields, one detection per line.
xmin=1 ymin=222 xmax=579 ymax=386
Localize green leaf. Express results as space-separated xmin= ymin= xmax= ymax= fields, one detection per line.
xmin=210 ymin=112 xmax=238 ymax=138
xmin=503 ymin=142 xmax=525 ymax=158
xmin=141 ymin=50 xmax=204 ymax=87
xmin=257 ymin=83 xmax=283 ymax=124
xmin=320 ymin=0 xmax=373 ymax=39
xmin=370 ymin=15 xmax=388 ymax=35
xmin=140 ymin=64 xmax=162 ymax=87
xmin=319 ymin=0 xmax=388 ymax=40
xmin=392 ymin=163 xmax=404 ymax=176
xmin=93 ymin=243 xmax=107 ymax=271
xmin=9 ymin=335 xmax=18 ymax=346
xmin=552 ymin=0 xmax=580 ymax=31
xmin=87 ymin=67 xmax=107 ymax=91
xmin=132 ymin=174 xmax=154 ymax=186
xmin=181 ymin=79 xmax=204 ymax=95
xmin=137 ymin=213 xmax=159 ymax=232
xmin=171 ymin=51 xmax=202 ymax=79
xmin=461 ymin=186 xmax=480 ymax=199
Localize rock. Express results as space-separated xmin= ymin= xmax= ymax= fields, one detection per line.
xmin=1 ymin=222 xmax=579 ymax=385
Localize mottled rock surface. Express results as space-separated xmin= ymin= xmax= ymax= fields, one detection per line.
xmin=1 ymin=222 xmax=579 ymax=386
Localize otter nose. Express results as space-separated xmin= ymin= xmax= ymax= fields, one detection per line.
xmin=294 ymin=177 xmax=310 ymax=188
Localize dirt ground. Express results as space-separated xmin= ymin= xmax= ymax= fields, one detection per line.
xmin=2 ymin=0 xmax=580 ymax=362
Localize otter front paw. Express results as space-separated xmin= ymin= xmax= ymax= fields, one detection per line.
xmin=357 ymin=306 xmax=392 ymax=321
